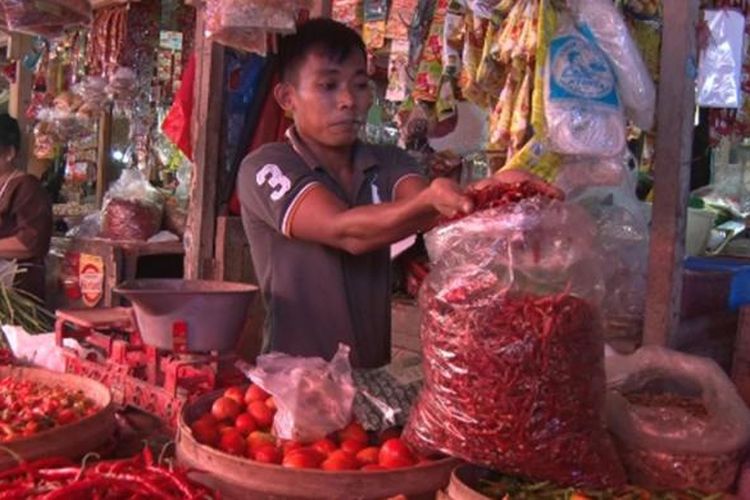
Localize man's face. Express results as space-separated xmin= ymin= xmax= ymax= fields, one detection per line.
xmin=280 ymin=48 xmax=372 ymax=148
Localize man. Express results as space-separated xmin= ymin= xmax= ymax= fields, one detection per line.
xmin=238 ymin=18 xmax=537 ymax=367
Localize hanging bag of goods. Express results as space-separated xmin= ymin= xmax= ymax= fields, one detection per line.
xmin=100 ymin=169 xmax=165 ymax=242
xmin=403 ymin=181 xmax=627 ymax=489
xmin=0 ymin=0 xmax=92 ymax=38
xmin=544 ymin=12 xmax=626 ymax=157
xmin=606 ymin=346 xmax=750 ymax=493
xmin=204 ymin=0 xmax=313 ymax=54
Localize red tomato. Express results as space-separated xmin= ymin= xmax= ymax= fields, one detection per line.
xmin=211 ymin=397 xmax=242 ymax=421
xmin=321 ymin=451 xmax=358 ymax=471
xmin=191 ymin=419 xmax=220 ymax=446
xmin=253 ymin=444 xmax=282 ymax=464
xmin=281 ymin=440 xmax=304 ymax=456
xmin=282 ymin=448 xmax=325 ymax=469
xmin=378 ymin=438 xmax=416 ymax=469
xmin=244 ymin=384 xmax=270 ymax=404
xmin=355 ymin=446 xmax=380 ymax=466
xmin=219 ymin=429 xmax=246 ymax=456
xmin=234 ymin=413 xmax=258 ymax=436
xmin=247 ymin=431 xmax=276 ymax=451
xmin=197 ymin=413 xmax=218 ymax=426
xmin=337 ymin=422 xmax=369 ymax=445
xmin=340 ymin=438 xmax=366 ymax=455
xmin=265 ymin=397 xmax=277 ymax=411
xmin=312 ymin=438 xmax=338 ymax=457
xmin=224 ymin=386 xmax=246 ymax=406
xmin=378 ymin=427 xmax=402 ymax=444
xmin=247 ymin=401 xmax=274 ymax=429
xmin=361 ymin=464 xmax=387 ymax=471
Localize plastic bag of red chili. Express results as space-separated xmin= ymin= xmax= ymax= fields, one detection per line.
xmin=100 ymin=169 xmax=164 ymax=241
xmin=403 ymin=180 xmax=627 ymax=488
xmin=605 ymin=346 xmax=750 ymax=492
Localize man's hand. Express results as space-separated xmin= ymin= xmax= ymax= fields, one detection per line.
xmin=423 ymin=177 xmax=474 ymax=218
xmin=472 ymin=169 xmax=564 ymax=200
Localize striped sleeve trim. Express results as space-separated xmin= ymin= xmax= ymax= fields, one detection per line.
xmin=281 ymin=181 xmax=322 ymax=238
xmin=391 ymin=173 xmax=426 ymax=200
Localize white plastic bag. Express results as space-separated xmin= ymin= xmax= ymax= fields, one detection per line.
xmin=569 ymin=0 xmax=656 ymax=129
xmin=697 ymin=9 xmax=746 ymax=109
xmin=606 ymin=346 xmax=750 ymax=492
xmin=545 ymin=14 xmax=626 ymax=157
xmin=242 ymin=344 xmax=357 ymax=442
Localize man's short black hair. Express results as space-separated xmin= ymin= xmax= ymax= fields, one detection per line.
xmin=278 ymin=18 xmax=366 ymax=84
xmin=0 ymin=114 xmax=20 ymax=153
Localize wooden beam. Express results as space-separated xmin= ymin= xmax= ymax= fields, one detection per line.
xmin=643 ymin=0 xmax=700 ymax=346
xmin=184 ymin=9 xmax=225 ymax=280
xmin=8 ymin=33 xmax=33 ymax=171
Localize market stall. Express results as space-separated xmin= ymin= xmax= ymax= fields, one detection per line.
xmin=1 ymin=0 xmax=750 ymax=499
xmin=0 ymin=0 xmax=196 ymax=311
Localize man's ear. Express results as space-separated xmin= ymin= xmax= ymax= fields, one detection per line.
xmin=273 ymin=82 xmax=294 ymax=115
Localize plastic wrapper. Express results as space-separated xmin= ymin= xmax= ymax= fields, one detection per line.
xmin=241 ymin=344 xmax=356 ymax=443
xmin=555 ymin=156 xmax=648 ymax=344
xmin=544 ymin=14 xmax=626 ymax=157
xmin=100 ymin=169 xmax=164 ymax=241
xmin=404 ymin=182 xmax=626 ymax=488
xmin=205 ymin=0 xmax=312 ymax=52
xmin=0 ymin=0 xmax=92 ymax=37
xmin=569 ymin=0 xmax=656 ymax=129
xmin=606 ymin=346 xmax=750 ymax=492
xmin=697 ymin=9 xmax=745 ymax=109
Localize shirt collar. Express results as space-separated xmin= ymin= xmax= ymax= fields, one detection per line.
xmin=285 ymin=126 xmax=379 ymax=173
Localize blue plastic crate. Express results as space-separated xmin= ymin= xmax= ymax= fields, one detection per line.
xmin=685 ymin=256 xmax=750 ymax=309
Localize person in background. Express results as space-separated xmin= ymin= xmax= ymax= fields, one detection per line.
xmin=0 ymin=114 xmax=53 ymax=301
xmin=238 ymin=19 xmax=550 ymax=368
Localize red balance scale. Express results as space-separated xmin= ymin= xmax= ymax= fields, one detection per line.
xmin=54 ymin=279 xmax=258 ymax=429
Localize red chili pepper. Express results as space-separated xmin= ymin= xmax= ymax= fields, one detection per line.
xmin=146 ymin=466 xmax=199 ymax=499
xmin=0 ymin=485 xmax=34 ymax=499
xmin=41 ymin=475 xmax=167 ymax=500
xmin=142 ymin=444 xmax=155 ymax=467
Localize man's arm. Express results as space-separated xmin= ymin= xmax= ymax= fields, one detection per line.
xmin=289 ymin=178 xmax=470 ymax=255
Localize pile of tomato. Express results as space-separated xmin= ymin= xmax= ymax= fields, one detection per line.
xmin=0 ymin=377 xmax=99 ymax=442
xmin=190 ymin=384 xmax=431 ymax=471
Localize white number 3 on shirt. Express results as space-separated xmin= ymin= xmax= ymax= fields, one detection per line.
xmin=256 ymin=164 xmax=292 ymax=201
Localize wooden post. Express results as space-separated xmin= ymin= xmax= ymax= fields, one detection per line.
xmin=8 ymin=34 xmax=33 ymax=171
xmin=643 ymin=0 xmax=700 ymax=346
xmin=95 ymin=106 xmax=113 ymax=208
xmin=184 ymin=10 xmax=225 ymax=280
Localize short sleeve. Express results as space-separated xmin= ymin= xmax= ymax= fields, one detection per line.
xmin=380 ymin=146 xmax=426 ymax=201
xmin=237 ymin=144 xmax=321 ymax=237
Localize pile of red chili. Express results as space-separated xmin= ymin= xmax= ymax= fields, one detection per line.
xmin=0 ymin=447 xmax=217 ymax=499
xmin=404 ymin=181 xmax=626 ymax=488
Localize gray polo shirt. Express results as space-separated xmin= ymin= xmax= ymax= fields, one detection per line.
xmin=237 ymin=129 xmax=423 ymax=368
